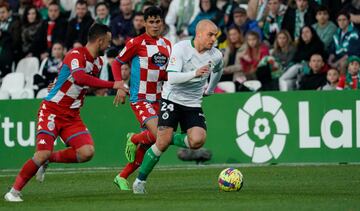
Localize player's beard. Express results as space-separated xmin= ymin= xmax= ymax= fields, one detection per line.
xmin=98 ymin=49 xmax=105 ymax=56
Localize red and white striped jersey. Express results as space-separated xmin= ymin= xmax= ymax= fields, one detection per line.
xmin=45 ymin=47 xmax=103 ymax=109
xmin=115 ymin=33 xmax=172 ymax=103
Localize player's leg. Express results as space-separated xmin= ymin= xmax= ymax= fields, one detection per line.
xmin=133 ymin=99 xmax=178 ymax=194
xmin=114 ymin=144 xmax=148 ymax=190
xmin=125 ymin=102 xmax=159 ymax=162
xmin=53 ymin=118 xmax=95 ymax=163
xmin=171 ymin=106 xmax=207 ymax=149
xmin=133 ymin=126 xmax=174 ymax=194
xmin=5 ymin=133 xmax=56 ymax=202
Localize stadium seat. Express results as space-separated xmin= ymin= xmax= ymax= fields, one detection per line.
xmin=217 ymin=81 xmax=236 ymax=93
xmin=0 ymin=72 xmax=34 ymax=99
xmin=243 ymin=80 xmax=262 ymax=92
xmin=36 ymin=88 xmax=48 ymax=99
xmin=16 ymin=57 xmax=40 ymax=89
xmin=38 ymin=58 xmax=48 ymax=76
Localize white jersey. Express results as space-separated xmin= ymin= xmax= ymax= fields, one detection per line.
xmin=162 ymin=40 xmax=223 ymax=107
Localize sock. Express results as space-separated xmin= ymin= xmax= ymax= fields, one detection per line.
xmin=13 ymin=159 xmax=40 ymax=191
xmin=119 ymin=145 xmax=147 ymax=179
xmin=138 ymin=145 xmax=162 ymax=181
xmin=131 ymin=130 xmax=156 ymax=145
xmin=171 ymin=133 xmax=190 ymax=148
xmin=49 ymin=148 xmax=79 ymax=163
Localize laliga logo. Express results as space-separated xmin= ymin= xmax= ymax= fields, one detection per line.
xmin=236 ymin=93 xmax=290 ymax=163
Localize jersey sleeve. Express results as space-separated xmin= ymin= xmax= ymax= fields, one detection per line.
xmin=66 ymin=51 xmax=87 ymax=74
xmin=213 ymin=54 xmax=224 ymax=73
xmin=115 ymin=38 xmax=138 ymax=64
xmin=166 ymin=42 xmax=183 ymax=73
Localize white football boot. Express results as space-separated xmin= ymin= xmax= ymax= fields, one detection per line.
xmin=133 ymin=178 xmax=146 ymax=194
xmin=4 ymin=189 xmax=23 ymax=202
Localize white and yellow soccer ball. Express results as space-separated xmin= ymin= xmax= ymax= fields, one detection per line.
xmin=218 ymin=168 xmax=244 ymax=192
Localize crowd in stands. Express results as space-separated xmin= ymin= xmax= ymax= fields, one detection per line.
xmin=0 ymin=0 xmax=360 ymax=99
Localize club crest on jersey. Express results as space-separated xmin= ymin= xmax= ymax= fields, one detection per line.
xmin=152 ymin=52 xmax=168 ymax=67
xmin=170 ymin=57 xmax=176 ymax=65
xmin=148 ymin=107 xmax=156 ymax=115
xmin=119 ymin=47 xmax=127 ymax=57
xmin=71 ymin=59 xmax=79 ymax=69
xmin=162 ymin=112 xmax=169 ymax=120
xmin=47 ymin=122 xmax=55 ymax=131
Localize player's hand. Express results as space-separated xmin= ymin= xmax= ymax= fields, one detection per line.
xmin=195 ymin=65 xmax=209 ymax=77
xmin=113 ymin=89 xmax=127 ymax=106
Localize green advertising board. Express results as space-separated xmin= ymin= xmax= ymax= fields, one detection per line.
xmin=0 ymin=90 xmax=359 ymax=169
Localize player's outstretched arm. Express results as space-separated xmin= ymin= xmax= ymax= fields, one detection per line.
xmin=168 ymin=65 xmax=209 ymax=84
xmin=111 ymin=58 xmax=123 ymax=81
xmin=73 ymin=70 xmax=127 ymax=91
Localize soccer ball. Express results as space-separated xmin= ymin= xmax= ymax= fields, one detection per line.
xmin=218 ymin=168 xmax=243 ymax=192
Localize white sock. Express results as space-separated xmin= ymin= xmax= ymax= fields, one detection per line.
xmin=151 ymin=144 xmax=162 ymax=157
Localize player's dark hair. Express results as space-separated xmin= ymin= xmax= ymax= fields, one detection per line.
xmin=88 ymin=23 xmax=110 ymax=42
xmin=144 ymin=6 xmax=163 ymax=21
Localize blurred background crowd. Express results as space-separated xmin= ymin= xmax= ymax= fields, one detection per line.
xmin=0 ymin=0 xmax=359 ymax=99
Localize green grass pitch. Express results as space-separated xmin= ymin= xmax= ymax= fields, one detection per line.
xmin=0 ymin=164 xmax=359 ymax=211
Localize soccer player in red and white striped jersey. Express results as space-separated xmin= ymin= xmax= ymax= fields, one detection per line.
xmin=111 ymin=6 xmax=172 ymax=190
xmin=4 ymin=23 xmax=127 ymax=202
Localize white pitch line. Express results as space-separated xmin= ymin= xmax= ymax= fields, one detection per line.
xmin=0 ymin=162 xmax=358 ymax=178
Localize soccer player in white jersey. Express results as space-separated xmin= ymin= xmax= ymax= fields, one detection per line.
xmin=132 ymin=20 xmax=223 ymax=194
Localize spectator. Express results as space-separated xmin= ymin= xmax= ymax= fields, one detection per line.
xmin=222 ymin=26 xmax=245 ymax=82
xmin=312 ymin=5 xmax=337 ymax=50
xmin=165 ymin=0 xmax=200 ymax=43
xmin=272 ymin=30 xmax=296 ymax=69
xmin=21 ymin=6 xmax=43 ymax=57
xmin=231 ymin=7 xmax=263 ymax=40
xmin=328 ymin=11 xmax=360 ymax=72
xmin=255 ymin=30 xmax=295 ymax=91
xmin=33 ymin=42 xmax=65 ymax=94
xmin=128 ymin=11 xmax=145 ymax=38
xmin=104 ymin=0 xmax=120 ymax=17
xmin=95 ymin=2 xmax=111 ymax=26
xmin=65 ymin=0 xmax=94 ymax=49
xmin=187 ymin=0 xmax=224 ymax=37
xmin=87 ymin=0 xmax=97 ymax=19
xmin=141 ymin=1 xmax=156 ymax=12
xmin=239 ymin=30 xmax=269 ymax=80
xmin=337 ymin=56 xmax=360 ymax=90
xmin=310 ymin=0 xmax=344 ymax=22
xmin=341 ymin=0 xmax=360 ymax=31
xmin=279 ymin=25 xmax=325 ymax=91
xmin=0 ymin=2 xmax=21 ymax=62
xmin=298 ymin=53 xmax=328 ymax=90
xmin=0 ymin=30 xmax=13 ymax=80
xmin=281 ymin=0 xmax=316 ymax=41
xmin=18 ymin=0 xmax=32 ymax=16
xmin=260 ymin=0 xmax=288 ymax=44
xmin=222 ymin=0 xmax=242 ymax=27
xmin=110 ymin=0 xmax=134 ymax=49
xmin=159 ymin=0 xmax=171 ymax=17
xmin=31 ymin=2 xmax=68 ymax=59
xmin=319 ymin=68 xmax=340 ymax=90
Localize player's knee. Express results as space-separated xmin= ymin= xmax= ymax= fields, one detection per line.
xmin=34 ymin=151 xmax=52 ymax=164
xmin=76 ymin=145 xmax=94 ymax=162
xmin=188 ymin=133 xmax=206 ymax=149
